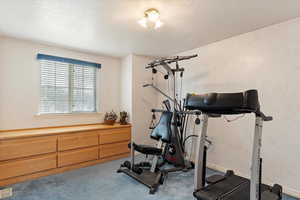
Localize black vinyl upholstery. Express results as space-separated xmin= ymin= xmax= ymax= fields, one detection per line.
xmin=128 ymin=111 xmax=172 ymax=156
xmin=185 ymin=90 xmax=260 ymax=115
xmin=194 ymin=173 xmax=272 ymax=200
xmin=150 ymin=111 xmax=173 ymax=143
xmin=129 ymin=143 xmax=162 ymax=155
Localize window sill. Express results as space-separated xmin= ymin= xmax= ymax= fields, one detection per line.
xmin=35 ymin=112 xmax=103 ymax=117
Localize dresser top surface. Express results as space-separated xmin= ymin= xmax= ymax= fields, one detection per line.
xmin=0 ymin=123 xmax=131 ymax=140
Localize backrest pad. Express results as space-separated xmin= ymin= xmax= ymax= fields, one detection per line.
xmin=150 ymin=111 xmax=173 ymax=143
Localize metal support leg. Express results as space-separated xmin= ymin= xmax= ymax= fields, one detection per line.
xmin=131 ymin=141 xmax=135 ymax=170
xmin=194 ymin=114 xmax=209 ymax=191
xmin=250 ymin=116 xmax=263 ymax=200
xmin=151 ymin=140 xmax=163 ymax=173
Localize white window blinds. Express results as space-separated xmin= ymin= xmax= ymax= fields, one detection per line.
xmin=72 ymin=65 xmax=97 ymax=112
xmin=39 ymin=60 xmax=97 ymax=114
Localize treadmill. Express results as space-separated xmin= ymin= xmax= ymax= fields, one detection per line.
xmin=185 ymin=90 xmax=282 ymax=200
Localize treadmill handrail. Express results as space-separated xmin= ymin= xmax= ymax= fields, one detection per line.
xmin=257 ymin=111 xmax=273 ymax=121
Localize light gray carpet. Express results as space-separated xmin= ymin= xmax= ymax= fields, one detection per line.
xmin=7 ymin=157 xmax=298 ymax=200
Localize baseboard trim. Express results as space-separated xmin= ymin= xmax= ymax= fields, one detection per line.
xmin=207 ymin=162 xmax=300 ymax=199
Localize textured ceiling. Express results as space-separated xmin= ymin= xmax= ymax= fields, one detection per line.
xmin=0 ymin=0 xmax=300 ymax=57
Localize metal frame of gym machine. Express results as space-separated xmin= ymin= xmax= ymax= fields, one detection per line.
xmin=117 ymin=55 xmax=199 ymax=194
xmin=144 ymin=54 xmax=198 ymax=170
xmin=193 ymin=108 xmax=282 ymax=200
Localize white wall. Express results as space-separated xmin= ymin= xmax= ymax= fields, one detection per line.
xmin=165 ymin=18 xmax=300 ymax=197
xmin=131 ymin=55 xmax=157 ymax=145
xmin=0 ymin=36 xmax=121 ymax=130
xmin=120 ymin=55 xmax=133 ymax=121
xmin=120 ymin=54 xmax=156 ymax=144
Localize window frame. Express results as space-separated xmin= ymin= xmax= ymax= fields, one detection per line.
xmin=38 ymin=60 xmax=99 ymax=115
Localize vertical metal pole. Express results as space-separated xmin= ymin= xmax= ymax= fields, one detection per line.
xmin=151 ymin=140 xmax=163 ymax=172
xmin=172 ymin=70 xmax=176 ymax=111
xmin=168 ymin=68 xmax=185 ymax=166
xmin=194 ymin=114 xmax=209 ymax=191
xmin=250 ymin=116 xmax=263 ymax=200
xmin=131 ymin=140 xmax=135 ymax=170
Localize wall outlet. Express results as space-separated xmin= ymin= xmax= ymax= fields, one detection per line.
xmin=0 ymin=188 xmax=13 ymax=199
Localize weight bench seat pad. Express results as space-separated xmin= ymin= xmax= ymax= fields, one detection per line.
xmin=129 ymin=143 xmax=162 ymax=155
xmin=185 ymin=90 xmax=260 ymax=114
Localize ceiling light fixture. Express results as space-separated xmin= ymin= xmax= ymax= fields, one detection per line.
xmin=138 ymin=8 xmax=163 ymax=29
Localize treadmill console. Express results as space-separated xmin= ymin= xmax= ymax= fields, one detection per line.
xmin=185 ymin=90 xmax=260 ymax=114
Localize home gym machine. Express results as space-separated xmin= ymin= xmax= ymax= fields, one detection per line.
xmin=117 ymin=54 xmax=203 ymax=194
xmin=144 ymin=54 xmax=198 ymax=169
xmin=185 ymin=90 xmax=282 ymax=200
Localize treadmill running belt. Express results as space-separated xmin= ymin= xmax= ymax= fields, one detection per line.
xmin=193 ymin=174 xmax=271 ymax=200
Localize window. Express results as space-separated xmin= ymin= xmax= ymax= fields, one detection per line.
xmin=38 ymin=54 xmax=101 ymax=114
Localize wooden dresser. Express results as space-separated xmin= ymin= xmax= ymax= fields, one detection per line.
xmin=0 ymin=124 xmax=131 ymax=186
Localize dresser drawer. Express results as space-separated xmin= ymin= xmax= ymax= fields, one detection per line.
xmin=99 ymin=128 xmax=131 ymax=145
xmin=0 ymin=153 xmax=57 ymax=180
xmin=0 ymin=136 xmax=57 ymax=161
xmin=58 ymin=146 xmax=99 ymax=167
xmin=58 ymin=131 xmax=98 ymax=151
xmin=99 ymin=141 xmax=130 ymax=159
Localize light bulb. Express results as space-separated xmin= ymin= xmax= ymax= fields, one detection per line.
xmin=139 ymin=8 xmax=163 ymax=29
xmin=155 ymin=20 xmax=163 ymax=29
xmin=147 ymin=11 xmax=159 ymax=22
xmin=138 ymin=17 xmax=147 ymax=28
